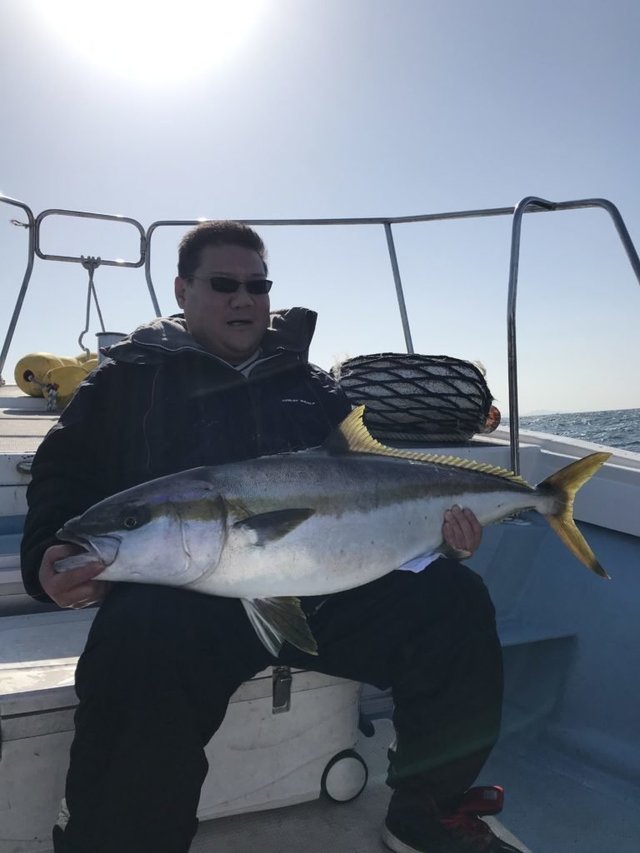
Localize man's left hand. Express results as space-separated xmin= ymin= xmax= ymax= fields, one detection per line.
xmin=442 ymin=506 xmax=482 ymax=558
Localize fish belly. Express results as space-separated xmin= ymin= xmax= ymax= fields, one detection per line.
xmin=188 ymin=496 xmax=455 ymax=599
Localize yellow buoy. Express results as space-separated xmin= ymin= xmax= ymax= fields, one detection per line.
xmin=81 ymin=358 xmax=99 ymax=374
xmin=75 ymin=351 xmax=98 ymax=364
xmin=43 ymin=364 xmax=91 ymax=399
xmin=14 ymin=353 xmax=64 ymax=396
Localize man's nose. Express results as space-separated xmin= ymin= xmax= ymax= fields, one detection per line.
xmin=229 ymin=282 xmax=255 ymax=306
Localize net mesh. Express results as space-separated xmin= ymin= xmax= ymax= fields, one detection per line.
xmin=331 ymin=353 xmax=494 ymax=443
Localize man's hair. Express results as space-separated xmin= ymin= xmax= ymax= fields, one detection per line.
xmin=177 ymin=221 xmax=268 ymax=279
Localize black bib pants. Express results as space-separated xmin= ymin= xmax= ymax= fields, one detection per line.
xmin=54 ymin=558 xmax=503 ymax=853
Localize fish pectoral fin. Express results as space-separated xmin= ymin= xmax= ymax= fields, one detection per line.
xmin=241 ymin=597 xmax=318 ymax=657
xmin=233 ymin=508 xmax=314 ymax=546
xmin=439 ymin=543 xmax=473 ymax=561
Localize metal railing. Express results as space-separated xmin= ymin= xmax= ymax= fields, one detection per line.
xmin=505 ymin=197 xmax=640 ymax=471
xmin=3 ymin=193 xmax=640 ymax=473
xmin=0 ymin=196 xmax=36 ymax=383
xmin=0 ymin=199 xmax=160 ymax=381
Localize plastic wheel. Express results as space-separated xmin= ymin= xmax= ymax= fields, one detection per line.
xmin=320 ymin=748 xmax=368 ymax=803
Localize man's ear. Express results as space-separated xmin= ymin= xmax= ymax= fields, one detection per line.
xmin=174 ymin=276 xmax=187 ymax=308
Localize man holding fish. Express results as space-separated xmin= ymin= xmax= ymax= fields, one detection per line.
xmin=24 ymin=221 xmax=604 ymax=852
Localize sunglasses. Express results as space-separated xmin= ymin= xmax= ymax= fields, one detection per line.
xmin=189 ymin=275 xmax=273 ymax=295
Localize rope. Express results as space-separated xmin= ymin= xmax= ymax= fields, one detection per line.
xmin=21 ymin=369 xmax=59 ymax=411
xmin=78 ymin=258 xmax=107 ymax=354
xmin=45 ymin=384 xmax=59 ymax=412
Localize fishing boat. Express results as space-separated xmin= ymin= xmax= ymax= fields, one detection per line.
xmin=1 ymin=193 xmax=639 ymax=853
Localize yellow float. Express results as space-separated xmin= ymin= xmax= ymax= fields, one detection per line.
xmin=43 ymin=364 xmax=92 ymax=399
xmin=14 ymin=352 xmax=99 ymax=403
xmin=14 ymin=353 xmax=64 ymax=396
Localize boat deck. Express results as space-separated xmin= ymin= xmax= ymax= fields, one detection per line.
xmin=191 ymin=717 xmax=640 ymax=853
xmin=0 ymin=387 xmax=57 ymax=615
xmin=191 ymin=719 xmax=533 ymax=853
xmin=0 ymin=385 xmax=58 ymax=453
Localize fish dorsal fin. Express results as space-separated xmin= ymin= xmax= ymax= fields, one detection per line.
xmin=325 ymin=405 xmax=530 ymax=488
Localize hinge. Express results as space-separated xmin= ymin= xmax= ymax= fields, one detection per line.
xmin=272 ymin=665 xmax=292 ymax=714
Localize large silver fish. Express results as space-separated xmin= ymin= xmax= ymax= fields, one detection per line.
xmin=56 ymin=406 xmax=610 ymax=655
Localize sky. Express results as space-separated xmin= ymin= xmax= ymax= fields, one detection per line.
xmin=1 ymin=0 xmax=639 ymax=415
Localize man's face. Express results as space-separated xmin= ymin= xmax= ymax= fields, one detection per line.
xmin=174 ymin=244 xmax=270 ymax=364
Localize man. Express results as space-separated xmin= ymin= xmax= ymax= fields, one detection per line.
xmin=21 ymin=221 xmax=518 ymax=853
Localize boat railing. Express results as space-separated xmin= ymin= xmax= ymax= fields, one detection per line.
xmin=0 ymin=201 xmax=160 ymax=370
xmin=2 ymin=193 xmax=640 ymax=473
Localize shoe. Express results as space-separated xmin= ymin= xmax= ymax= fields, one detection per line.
xmin=382 ymin=785 xmax=524 ymax=852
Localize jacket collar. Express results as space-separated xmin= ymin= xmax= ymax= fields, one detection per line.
xmin=105 ymin=307 xmax=318 ymax=367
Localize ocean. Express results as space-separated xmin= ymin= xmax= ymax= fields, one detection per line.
xmin=515 ymin=408 xmax=640 ymax=454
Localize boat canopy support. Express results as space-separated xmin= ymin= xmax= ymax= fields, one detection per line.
xmin=0 ymin=201 xmax=160 ymax=385
xmin=506 ymin=197 xmax=640 ymax=472
xmin=2 ymin=194 xmax=639 ymax=474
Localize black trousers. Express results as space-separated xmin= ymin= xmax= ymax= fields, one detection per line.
xmin=56 ymin=559 xmax=503 ymax=853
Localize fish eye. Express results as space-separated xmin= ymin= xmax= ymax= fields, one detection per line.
xmin=120 ymin=504 xmax=151 ymax=531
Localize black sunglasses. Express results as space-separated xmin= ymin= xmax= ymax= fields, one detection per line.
xmin=189 ymin=275 xmax=272 ymax=295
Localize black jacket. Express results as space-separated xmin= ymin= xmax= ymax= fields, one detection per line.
xmin=21 ymin=308 xmax=351 ymax=601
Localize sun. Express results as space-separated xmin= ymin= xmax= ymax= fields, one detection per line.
xmin=30 ymin=0 xmax=267 ymax=84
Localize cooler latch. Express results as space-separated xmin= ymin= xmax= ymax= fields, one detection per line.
xmin=272 ymin=665 xmax=292 ymax=714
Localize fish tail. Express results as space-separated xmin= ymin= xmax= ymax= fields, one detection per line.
xmin=538 ymin=452 xmax=611 ymax=578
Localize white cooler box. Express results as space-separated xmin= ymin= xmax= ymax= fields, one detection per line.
xmin=0 ymin=609 xmax=367 ymax=853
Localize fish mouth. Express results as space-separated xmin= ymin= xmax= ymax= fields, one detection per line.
xmin=56 ymin=527 xmax=121 ymax=566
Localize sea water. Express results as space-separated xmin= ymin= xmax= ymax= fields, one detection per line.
xmin=517 ymin=408 xmax=640 ymax=453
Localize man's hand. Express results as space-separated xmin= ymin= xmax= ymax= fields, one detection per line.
xmin=39 ymin=543 xmax=110 ymax=609
xmin=442 ymin=506 xmax=482 ymax=559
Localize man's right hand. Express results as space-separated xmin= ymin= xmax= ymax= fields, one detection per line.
xmin=39 ymin=543 xmax=110 ymax=609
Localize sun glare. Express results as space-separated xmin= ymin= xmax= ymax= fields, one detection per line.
xmin=31 ymin=0 xmax=266 ymax=84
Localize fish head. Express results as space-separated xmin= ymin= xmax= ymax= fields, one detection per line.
xmin=56 ymin=471 xmax=228 ymax=586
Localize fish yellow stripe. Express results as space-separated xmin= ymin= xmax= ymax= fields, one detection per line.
xmin=326 ymin=406 xmax=530 ymax=488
